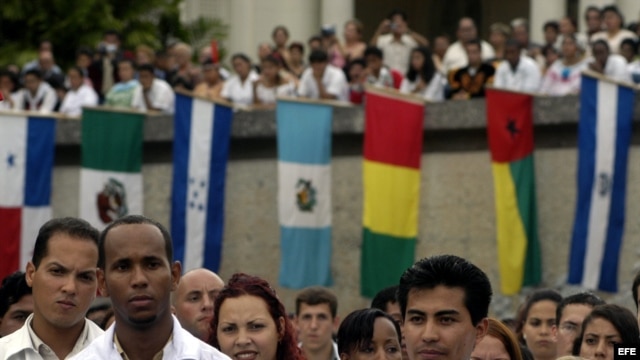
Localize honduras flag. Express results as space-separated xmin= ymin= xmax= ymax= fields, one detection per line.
xmin=0 ymin=113 xmax=56 ymax=280
xmin=568 ymin=73 xmax=635 ymax=292
xmin=277 ymin=99 xmax=333 ymax=288
xmin=171 ymin=93 xmax=233 ymax=272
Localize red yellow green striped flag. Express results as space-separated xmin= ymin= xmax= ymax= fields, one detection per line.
xmin=361 ymin=88 xmax=425 ymax=297
xmin=486 ymin=88 xmax=542 ymax=295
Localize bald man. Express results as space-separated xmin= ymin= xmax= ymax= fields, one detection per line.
xmin=172 ymin=269 xmax=224 ymax=341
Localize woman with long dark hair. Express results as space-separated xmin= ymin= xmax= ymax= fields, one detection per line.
xmin=399 ymin=46 xmax=444 ymax=101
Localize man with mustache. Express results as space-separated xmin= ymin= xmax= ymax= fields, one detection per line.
xmin=398 ymin=255 xmax=491 ymax=360
xmin=71 ymin=215 xmax=228 ymax=359
xmin=0 ymin=217 xmax=104 ymax=359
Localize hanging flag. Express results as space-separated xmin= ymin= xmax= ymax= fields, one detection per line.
xmin=79 ymin=107 xmax=144 ymax=228
xmin=277 ymin=99 xmax=333 ymax=288
xmin=171 ymin=93 xmax=233 ymax=272
xmin=486 ymin=88 xmax=541 ymax=295
xmin=0 ymin=112 xmax=56 ymax=280
xmin=568 ymin=73 xmax=635 ymax=292
xmin=361 ymin=88 xmax=424 ymax=298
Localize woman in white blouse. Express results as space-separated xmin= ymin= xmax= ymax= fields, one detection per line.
xmin=253 ymin=55 xmax=295 ymax=108
xmin=539 ymin=35 xmax=588 ymax=96
xmin=59 ymin=66 xmax=98 ymax=116
xmin=399 ymin=46 xmax=444 ymax=102
xmin=220 ymin=53 xmax=259 ymax=107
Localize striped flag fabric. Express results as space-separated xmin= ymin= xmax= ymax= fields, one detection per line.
xmin=0 ymin=112 xmax=56 ymax=279
xmin=361 ymin=88 xmax=424 ymax=298
xmin=171 ymin=93 xmax=233 ymax=272
xmin=277 ymin=99 xmax=333 ymax=288
xmin=79 ymin=107 xmax=144 ymax=228
xmin=486 ymin=88 xmax=541 ymax=295
xmin=568 ymin=73 xmax=635 ymax=292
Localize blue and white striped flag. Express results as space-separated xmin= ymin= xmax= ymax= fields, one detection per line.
xmin=568 ymin=73 xmax=635 ymax=292
xmin=171 ymin=93 xmax=233 ymax=272
xmin=277 ymin=99 xmax=333 ymax=288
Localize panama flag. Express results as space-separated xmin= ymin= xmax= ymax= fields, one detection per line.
xmin=171 ymin=93 xmax=233 ymax=272
xmin=568 ymin=73 xmax=635 ymax=292
xmin=277 ymin=98 xmax=333 ymax=288
xmin=0 ymin=113 xmax=56 ymax=280
xmin=79 ymin=108 xmax=144 ymax=228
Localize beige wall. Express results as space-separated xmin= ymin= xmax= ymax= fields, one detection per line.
xmin=51 ymin=146 xmax=640 ymax=319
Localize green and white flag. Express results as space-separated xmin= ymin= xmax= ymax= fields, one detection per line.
xmin=79 ymin=107 xmax=144 ymax=228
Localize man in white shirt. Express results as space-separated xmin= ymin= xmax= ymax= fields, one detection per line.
xmin=441 ymin=17 xmax=495 ymax=75
xmin=590 ymin=39 xmax=630 ymax=83
xmin=298 ymin=50 xmax=349 ymax=102
xmin=132 ymin=64 xmax=175 ymax=114
xmin=15 ymin=69 xmax=57 ymax=112
xmin=71 ymin=215 xmax=229 ymax=360
xmin=494 ymin=40 xmax=541 ymax=93
xmin=0 ymin=218 xmax=104 ymax=359
xmin=59 ymin=66 xmax=99 ymax=117
xmin=370 ymin=9 xmax=429 ymax=74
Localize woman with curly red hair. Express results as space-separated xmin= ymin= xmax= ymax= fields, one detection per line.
xmin=209 ymin=273 xmax=304 ymax=360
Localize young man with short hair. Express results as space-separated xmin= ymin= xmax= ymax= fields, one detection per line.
xmin=0 ymin=217 xmax=104 ymax=359
xmin=447 ymin=39 xmax=495 ymax=99
xmin=131 ymin=63 xmax=175 ymax=114
xmin=295 ymin=287 xmax=340 ymax=360
xmin=398 ymin=254 xmax=491 ymax=360
xmin=552 ymin=292 xmax=605 ymax=357
xmin=494 ymin=39 xmax=541 ymax=93
xmin=172 ymin=268 xmax=225 ymax=341
xmin=0 ymin=272 xmax=33 ymax=338
xmin=297 ymin=50 xmax=349 ymax=102
xmin=363 ymin=46 xmax=394 ymax=88
xmin=71 ymin=215 xmax=228 ymax=359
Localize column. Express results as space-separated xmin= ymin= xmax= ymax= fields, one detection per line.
xmin=529 ymin=0 xmax=567 ymax=44
xmin=617 ymin=0 xmax=640 ymax=27
xmin=321 ymin=0 xmax=354 ymax=41
xmin=228 ymin=0 xmax=255 ymax=61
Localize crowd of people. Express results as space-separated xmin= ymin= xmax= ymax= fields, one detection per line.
xmin=1 ymin=215 xmax=640 ymax=360
xmin=2 ymin=4 xmax=640 ymax=118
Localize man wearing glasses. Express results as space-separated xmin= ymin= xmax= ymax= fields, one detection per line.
xmin=552 ymin=292 xmax=605 ymax=357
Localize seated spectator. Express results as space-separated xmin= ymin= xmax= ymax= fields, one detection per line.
xmin=584 ymin=6 xmax=603 ymax=42
xmin=257 ymin=42 xmax=273 ymax=64
xmin=220 ymin=53 xmax=259 ymax=107
xmin=363 ymin=46 xmax=394 ymax=88
xmin=511 ymin=18 xmax=543 ymax=61
xmin=308 ymin=35 xmax=323 ymax=52
xmin=541 ymin=44 xmax=560 ymax=74
xmin=620 ymin=38 xmax=637 ymax=63
xmin=399 ymin=46 xmax=444 ymax=102
xmin=59 ymin=66 xmax=99 ymax=116
xmin=539 ymin=35 xmax=588 ymax=96
xmin=589 ymin=39 xmax=630 ymax=82
xmin=432 ymin=35 xmax=451 ymax=74
xmin=494 ymin=39 xmax=542 ymax=93
xmin=447 ymin=39 xmax=495 ymax=99
xmin=104 ymin=59 xmax=139 ymax=108
xmin=575 ymin=304 xmax=640 ymax=358
xmin=488 ymin=23 xmax=511 ymax=61
xmin=20 ymin=40 xmax=54 ymax=74
xmin=23 ymin=50 xmax=65 ymax=89
xmin=557 ymin=17 xmax=589 ymax=53
xmin=272 ymin=25 xmax=292 ymax=69
xmin=0 ymin=70 xmax=21 ymax=110
xmin=75 ymin=47 xmax=94 ymax=87
xmin=322 ymin=25 xmax=346 ymax=69
xmin=288 ymin=42 xmax=306 ymax=78
xmin=298 ymin=49 xmax=349 ymax=102
xmin=371 ymin=9 xmax=429 ymax=74
xmin=542 ymin=21 xmax=560 ymax=49
xmin=591 ymin=5 xmax=637 ymax=55
xmin=343 ymin=19 xmax=367 ymax=63
xmin=154 ymin=48 xmax=174 ymax=81
xmin=193 ymin=60 xmax=224 ymax=101
xmin=132 ymin=63 xmax=175 ymax=114
xmin=346 ymin=58 xmax=366 ymax=104
xmin=14 ymin=69 xmax=57 ymax=112
xmin=253 ymin=55 xmax=296 ymax=107
xmin=170 ymin=42 xmax=199 ymax=90
xmin=442 ymin=17 xmax=495 ymax=75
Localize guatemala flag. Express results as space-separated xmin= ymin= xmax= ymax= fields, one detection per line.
xmin=0 ymin=113 xmax=56 ymax=280
xmin=568 ymin=73 xmax=635 ymax=292
xmin=277 ymin=99 xmax=333 ymax=288
xmin=171 ymin=93 xmax=233 ymax=272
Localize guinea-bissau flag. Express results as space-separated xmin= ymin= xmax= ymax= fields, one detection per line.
xmin=486 ymin=88 xmax=542 ymax=295
xmin=361 ymin=87 xmax=424 ymax=298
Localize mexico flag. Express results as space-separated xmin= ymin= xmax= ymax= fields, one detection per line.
xmin=486 ymin=88 xmax=541 ymax=295
xmin=0 ymin=112 xmax=56 ymax=280
xmin=361 ymin=88 xmax=424 ymax=298
xmin=79 ymin=107 xmax=144 ymax=228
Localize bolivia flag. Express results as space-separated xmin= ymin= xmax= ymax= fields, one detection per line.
xmin=568 ymin=74 xmax=635 ymax=292
xmin=361 ymin=88 xmax=424 ymax=298
xmin=277 ymin=99 xmax=333 ymax=288
xmin=171 ymin=93 xmax=233 ymax=272
xmin=0 ymin=113 xmax=56 ymax=280
xmin=486 ymin=88 xmax=541 ymax=295
xmin=79 ymin=107 xmax=144 ymax=228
